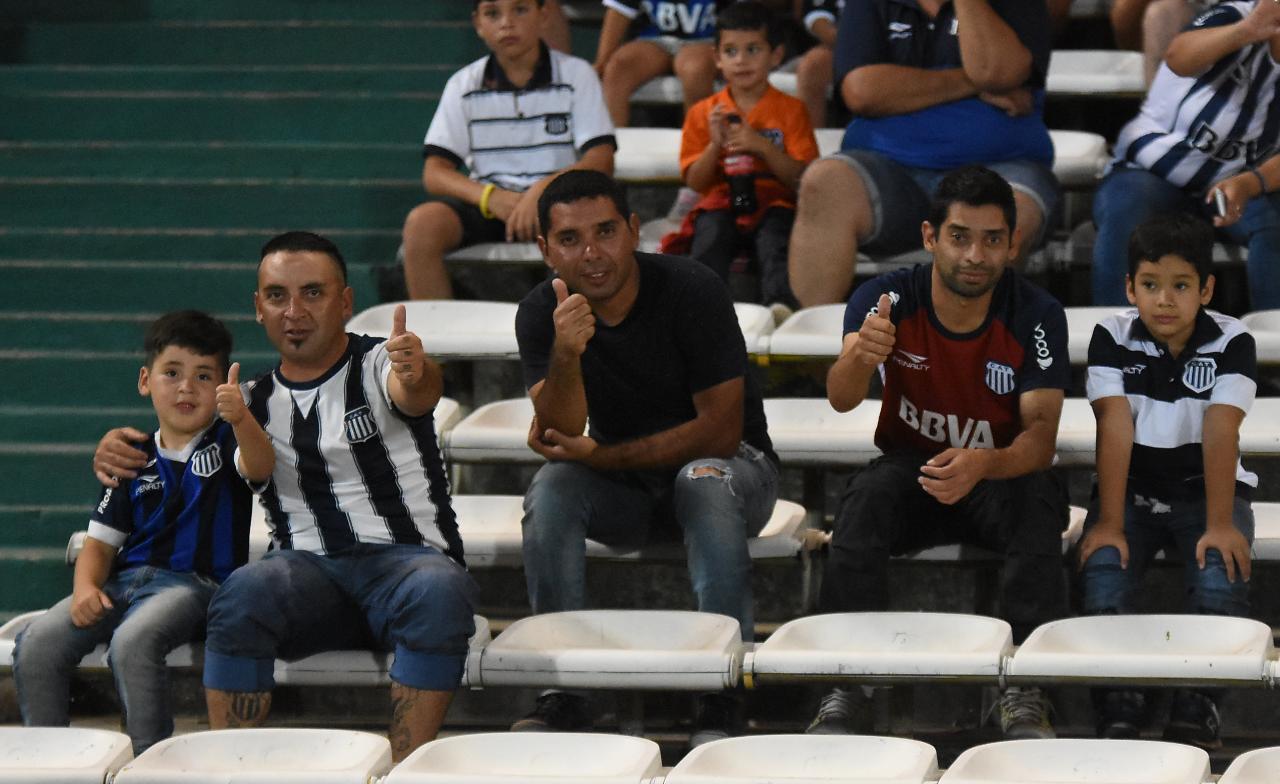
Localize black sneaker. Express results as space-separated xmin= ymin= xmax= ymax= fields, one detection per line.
xmin=996 ymin=686 xmax=1055 ymax=740
xmin=805 ymin=687 xmax=873 ymax=735
xmin=510 ymin=692 xmax=593 ymax=732
xmin=689 ymin=692 xmax=741 ymax=748
xmin=1163 ymin=690 xmax=1222 ymax=750
xmin=1096 ymin=690 xmax=1145 ymax=739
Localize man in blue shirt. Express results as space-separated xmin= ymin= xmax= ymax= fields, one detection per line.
xmin=786 ymin=0 xmax=1061 ymax=308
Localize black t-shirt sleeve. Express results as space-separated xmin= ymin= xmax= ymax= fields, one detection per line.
xmin=1019 ymin=296 xmax=1070 ymax=392
xmin=672 ymin=269 xmax=747 ymax=394
xmin=833 ymin=0 xmax=885 ymax=86
xmin=515 ymin=283 xmax=557 ymax=391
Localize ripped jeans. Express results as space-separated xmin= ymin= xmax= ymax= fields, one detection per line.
xmin=521 ymin=444 xmax=779 ymax=639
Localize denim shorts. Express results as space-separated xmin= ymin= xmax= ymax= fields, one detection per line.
xmin=830 ymin=149 xmax=1061 ymax=254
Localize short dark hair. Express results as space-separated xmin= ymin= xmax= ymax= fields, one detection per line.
xmin=143 ymin=310 xmax=234 ymax=377
xmin=1127 ymin=211 xmax=1214 ymax=283
xmin=259 ymin=231 xmax=347 ymax=284
xmin=927 ymin=165 xmax=1017 ymax=238
xmin=474 ymin=0 xmax=544 ymax=8
xmin=715 ymin=1 xmax=782 ymax=47
xmin=537 ymin=170 xmax=632 ymax=236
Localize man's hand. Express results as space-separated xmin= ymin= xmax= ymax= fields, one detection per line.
xmin=93 ymin=427 xmax=150 ymax=487
xmin=1241 ymin=0 xmax=1280 ymax=44
xmin=527 ymin=414 xmax=599 ymax=463
xmin=551 ymin=278 xmax=595 ymax=356
xmin=216 ymin=362 xmax=249 ymax=426
xmin=505 ymin=190 xmax=541 ymax=243
xmin=1206 ymin=174 xmax=1257 ymax=227
xmin=1197 ymin=526 xmax=1252 ymax=583
xmin=978 ymin=87 xmax=1033 ymax=117
xmin=70 ymin=585 xmax=113 ymax=628
xmin=385 ymin=304 xmax=430 ymax=388
xmin=918 ymin=447 xmax=992 ymax=505
xmin=853 ymin=294 xmax=896 ymax=367
xmin=1077 ymin=523 xmax=1129 ymax=570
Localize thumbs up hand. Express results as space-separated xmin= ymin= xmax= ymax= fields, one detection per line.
xmin=853 ymin=293 xmax=896 ymax=367
xmin=551 ymin=277 xmax=595 ymax=357
xmin=385 ymin=303 xmax=429 ymax=387
xmin=216 ymin=362 xmax=250 ymax=425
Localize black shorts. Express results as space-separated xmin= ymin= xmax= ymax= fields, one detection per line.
xmin=437 ymin=196 xmax=508 ymax=247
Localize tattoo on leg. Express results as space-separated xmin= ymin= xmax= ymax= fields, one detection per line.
xmin=227 ymin=692 xmax=270 ymax=727
xmin=389 ymin=684 xmax=418 ymax=760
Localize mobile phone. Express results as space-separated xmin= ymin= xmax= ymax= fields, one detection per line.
xmin=1214 ymin=188 xmax=1228 ymax=218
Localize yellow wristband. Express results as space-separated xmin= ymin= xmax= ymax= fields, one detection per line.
xmin=478 ymin=183 xmax=497 ymax=220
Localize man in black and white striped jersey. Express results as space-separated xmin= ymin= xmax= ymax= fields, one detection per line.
xmin=92 ymin=232 xmax=477 ymax=763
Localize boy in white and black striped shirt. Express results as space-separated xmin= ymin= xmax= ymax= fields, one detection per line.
xmin=1081 ymin=211 xmax=1257 ymax=750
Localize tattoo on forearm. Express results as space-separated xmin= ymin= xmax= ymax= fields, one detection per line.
xmin=227 ymin=692 xmax=269 ymax=727
xmin=389 ymin=685 xmax=418 ymax=759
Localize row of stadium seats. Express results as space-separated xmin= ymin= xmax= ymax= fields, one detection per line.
xmin=351 ymin=301 xmax=1280 ymax=366
xmin=5 ymin=716 xmax=1280 ymax=782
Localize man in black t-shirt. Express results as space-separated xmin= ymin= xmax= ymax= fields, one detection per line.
xmin=513 ymin=170 xmax=779 ymax=741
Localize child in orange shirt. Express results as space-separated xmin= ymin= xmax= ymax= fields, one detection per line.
xmin=663 ymin=1 xmax=819 ymax=310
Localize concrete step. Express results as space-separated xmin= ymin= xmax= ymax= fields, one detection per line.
xmin=0 ymin=407 xmax=154 ymax=446
xmin=0 ymin=546 xmax=71 ymax=616
xmin=4 ymin=0 xmax=474 ymax=23
xmin=0 ymin=64 xmax=453 ymax=93
xmin=0 ymin=93 xmax=438 ymax=143
xmin=0 ymin=312 xmax=272 ymax=354
xmin=0 ymin=447 xmax=100 ymax=507
xmin=0 ymin=505 xmax=85 ymax=549
xmin=0 ymin=228 xmax=401 ymax=264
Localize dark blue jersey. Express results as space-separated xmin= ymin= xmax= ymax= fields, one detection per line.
xmin=88 ymin=420 xmax=252 ymax=583
xmin=604 ymin=0 xmax=729 ymax=40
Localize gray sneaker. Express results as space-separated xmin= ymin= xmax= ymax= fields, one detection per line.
xmin=806 ymin=687 xmax=873 ymax=735
xmin=997 ymin=686 xmax=1055 ymax=739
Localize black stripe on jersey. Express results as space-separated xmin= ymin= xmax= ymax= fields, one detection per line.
xmin=343 ymin=341 xmax=422 ymax=546
xmin=472 ymin=141 xmax=576 ymax=155
xmin=406 ymin=412 xmax=465 ymax=566
xmin=1149 ymin=57 xmax=1242 ymax=179
xmin=461 ymin=84 xmax=574 ymax=101
xmin=1186 ymin=52 xmax=1273 ymax=192
xmin=292 ymin=399 xmax=357 ymax=554
xmin=248 ymin=374 xmax=290 ymax=550
xmin=147 ymin=457 xmax=185 ymax=570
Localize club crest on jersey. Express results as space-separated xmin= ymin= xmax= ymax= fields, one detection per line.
xmin=344 ymin=406 xmax=379 ymax=443
xmin=985 ymin=361 xmax=1016 ymax=396
xmin=1182 ymin=357 xmax=1216 ymax=393
xmin=544 ymin=113 xmax=570 ymax=136
xmin=190 ymin=444 xmax=223 ymax=478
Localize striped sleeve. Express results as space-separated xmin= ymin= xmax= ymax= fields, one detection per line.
xmin=423 ymin=63 xmax=474 ymax=165
xmin=1210 ymin=329 xmax=1257 ymax=412
xmin=1086 ymin=322 xmax=1127 ymax=401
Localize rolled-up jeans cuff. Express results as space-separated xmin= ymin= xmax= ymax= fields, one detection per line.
xmin=203 ymin=649 xmax=275 ymax=692
xmin=390 ymin=646 xmax=466 ymax=691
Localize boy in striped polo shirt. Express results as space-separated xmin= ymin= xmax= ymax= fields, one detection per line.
xmin=13 ymin=311 xmax=274 ymax=755
xmin=1081 ymin=212 xmax=1257 ymax=749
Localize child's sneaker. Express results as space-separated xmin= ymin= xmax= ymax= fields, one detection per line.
xmin=1096 ymin=690 xmax=1145 ymax=739
xmin=667 ymin=187 xmax=701 ymax=222
xmin=1163 ymin=690 xmax=1221 ymax=750
xmin=996 ymin=686 xmax=1055 ymax=739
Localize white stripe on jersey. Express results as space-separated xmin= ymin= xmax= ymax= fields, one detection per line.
xmin=1112 ymin=1 xmax=1280 ymax=189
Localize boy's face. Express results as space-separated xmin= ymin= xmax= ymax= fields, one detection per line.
xmin=138 ymin=345 xmax=222 ymax=440
xmin=473 ymin=0 xmax=544 ymax=61
xmin=1126 ymin=254 xmax=1214 ymax=349
xmin=714 ymin=28 xmax=782 ymax=91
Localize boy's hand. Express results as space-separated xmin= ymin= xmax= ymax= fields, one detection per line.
xmin=709 ymin=104 xmax=729 ymax=148
xmin=385 ymin=304 xmax=429 ymax=388
xmin=505 ymin=190 xmax=541 ymax=243
xmin=725 ymin=121 xmax=769 ymax=156
xmin=1241 ymin=0 xmax=1280 ymax=44
xmin=216 ymin=363 xmax=249 ymax=426
xmin=918 ymin=447 xmax=991 ymax=505
xmin=853 ymin=293 xmax=896 ymax=367
xmin=1197 ymin=526 xmax=1252 ymax=582
xmin=486 ymin=187 xmax=520 ymax=223
xmin=1077 ymin=524 xmax=1129 ymax=570
xmin=93 ymin=427 xmax=150 ymax=487
xmin=551 ymin=278 xmax=595 ymax=356
xmin=70 ymin=585 xmax=113 ymax=628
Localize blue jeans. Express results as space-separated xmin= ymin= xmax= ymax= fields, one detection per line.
xmin=521 ymin=444 xmax=780 ymax=639
xmin=202 ymin=544 xmax=477 ymax=693
xmin=13 ymin=566 xmax=217 ymax=755
xmin=1081 ymin=490 xmax=1253 ymax=618
xmin=1092 ymin=166 xmax=1280 ymax=307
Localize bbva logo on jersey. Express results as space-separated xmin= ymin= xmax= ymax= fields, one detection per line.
xmin=985 ymin=361 xmax=1016 ymax=396
xmin=190 ymin=444 xmax=222 ymax=478
xmin=1182 ymin=357 xmax=1216 ymax=393
xmin=643 ymin=1 xmax=716 ymax=35
xmin=344 ymin=406 xmax=380 ymax=443
xmin=899 ymin=395 xmax=995 ymax=449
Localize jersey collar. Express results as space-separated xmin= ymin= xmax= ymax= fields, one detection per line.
xmin=1128 ymin=307 xmax=1222 ymax=357
xmin=483 ymin=42 xmax=553 ymax=92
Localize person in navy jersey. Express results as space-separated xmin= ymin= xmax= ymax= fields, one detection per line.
xmin=92 ymin=233 xmax=478 ymax=763
xmin=786 ymin=0 xmax=1061 ymax=308
xmin=808 ymin=167 xmax=1069 ymax=738
xmin=15 ymin=311 xmax=273 ymax=755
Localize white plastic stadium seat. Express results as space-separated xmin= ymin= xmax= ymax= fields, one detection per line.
xmin=747 ymin=613 xmax=1011 ymax=686
xmin=763 ymin=398 xmax=881 ymax=466
xmin=346 ymin=302 xmax=519 ymax=360
xmin=1240 ymin=309 xmax=1280 ymax=364
xmin=1046 ymin=50 xmax=1146 ymax=96
xmin=444 ymin=241 xmax=542 ymax=266
xmin=736 ymin=302 xmax=776 ymax=355
xmin=114 ymin=729 xmax=391 ymax=783
xmin=615 ymin=126 xmax=683 ymax=184
xmin=1066 ymin=306 xmax=1130 ymax=364
xmin=0 ymin=727 xmax=133 ymax=784
xmin=1251 ymin=502 xmax=1280 ymax=561
xmin=386 ymin=733 xmax=662 ymax=784
xmin=1219 ymin=746 xmax=1280 ymax=784
xmin=477 ymin=610 xmax=743 ymax=690
xmin=1054 ymin=397 xmax=1097 ymax=467
xmin=767 ymin=304 xmax=844 ymax=359
xmin=1051 ymin=130 xmax=1109 ymax=188
xmin=940 ymin=739 xmax=1209 ymax=784
xmin=1006 ymin=614 xmax=1275 ymax=686
xmin=665 ymin=734 xmax=940 ymax=784
xmin=442 ymin=397 xmax=539 ymax=463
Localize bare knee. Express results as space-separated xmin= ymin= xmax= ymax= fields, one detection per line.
xmin=403 ymin=203 xmax=461 ymax=253
xmin=1012 ymin=190 xmax=1044 ymax=261
xmin=674 ymin=44 xmax=717 ymax=98
xmin=796 ymin=46 xmax=833 ymax=85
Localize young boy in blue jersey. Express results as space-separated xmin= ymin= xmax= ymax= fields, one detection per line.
xmin=13 ymin=310 xmax=274 ymax=754
xmin=1081 ymin=212 xmax=1257 ymax=749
